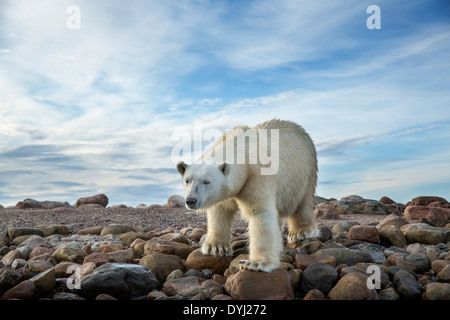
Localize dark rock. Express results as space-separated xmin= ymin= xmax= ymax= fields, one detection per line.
xmin=404 ymin=253 xmax=431 ymax=274
xmin=393 ymin=270 xmax=423 ymax=300
xmin=0 ymin=267 xmax=22 ymax=293
xmin=76 ymin=262 xmax=160 ymax=299
xmin=315 ymin=247 xmax=373 ymax=266
xmin=299 ymin=262 xmax=338 ymax=296
xmin=7 ymin=227 xmax=44 ymax=241
xmin=75 ymin=194 xmax=109 ymax=208
xmin=15 ymin=199 xmax=72 ymax=210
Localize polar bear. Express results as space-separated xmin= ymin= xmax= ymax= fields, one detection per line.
xmin=176 ymin=119 xmax=319 ymax=272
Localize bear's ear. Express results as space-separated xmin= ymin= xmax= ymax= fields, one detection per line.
xmin=218 ymin=162 xmax=230 ymax=175
xmin=176 ymin=161 xmax=188 ymax=175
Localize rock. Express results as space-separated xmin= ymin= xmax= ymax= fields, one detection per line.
xmin=83 ymin=252 xmax=110 ymax=267
xmin=188 ymin=227 xmax=207 ymax=242
xmin=29 ymin=247 xmax=56 ymax=260
xmin=139 ymin=253 xmax=184 ymax=284
xmin=0 ymin=267 xmax=22 ymax=293
xmin=147 ymin=290 xmax=168 ymax=300
xmin=349 ymin=242 xmax=386 ymax=264
xmin=52 ymin=292 xmax=85 ymax=300
xmin=299 ymin=262 xmax=338 ymax=296
xmin=332 ymin=197 xmax=388 ymax=215
xmin=378 ymin=287 xmax=400 ymax=300
xmin=317 ymin=226 xmax=333 ymax=243
xmin=54 ymin=261 xmax=81 ymax=278
xmin=35 ymin=225 xmax=69 ymax=236
xmin=379 ymin=225 xmax=407 ymax=248
xmin=437 ymin=264 xmax=450 ymax=282
xmin=29 ymin=267 xmax=55 ymax=295
xmin=53 ymin=247 xmax=87 ymax=264
xmin=78 ymin=262 xmax=96 ymax=279
xmin=431 ymin=259 xmax=450 ymax=274
xmin=185 ymin=248 xmax=233 ymax=275
xmin=144 ymin=238 xmax=192 ymax=260
xmin=315 ymin=247 xmax=373 ymax=266
xmin=15 ymin=199 xmax=71 ymax=210
xmin=17 ymin=235 xmax=52 ymax=249
xmin=424 ymin=282 xmax=450 ymax=300
xmin=23 ymin=260 xmax=54 ymax=279
xmin=384 ymin=253 xmax=417 ymax=272
xmin=100 ymin=224 xmax=135 ymax=236
xmin=75 ymin=194 xmax=109 ymax=208
xmin=167 ymin=195 xmax=185 ymax=208
xmin=400 ymin=223 xmax=450 ymax=245
xmin=96 ymin=243 xmax=125 ymax=253
xmin=158 ymin=232 xmax=190 ymax=245
xmin=76 ymin=226 xmax=104 ymax=235
xmin=393 ymin=270 xmax=423 ymax=300
xmin=0 ymin=233 xmax=10 ymax=247
xmin=313 ymin=208 xmax=339 ymax=219
xmin=376 ymin=214 xmax=409 ymax=230
xmin=76 ymin=263 xmax=159 ymax=299
xmin=303 ymin=289 xmax=325 ymax=300
xmin=1 ymin=280 xmax=36 ymax=300
xmin=11 ymin=258 xmax=27 ymax=269
xmin=348 ymin=225 xmax=380 ymax=244
xmin=411 ymin=196 xmax=448 ymax=206
xmin=225 ymin=269 xmax=294 ymax=300
xmin=380 ymin=196 xmax=396 ymax=205
xmin=341 ymin=263 xmax=389 ymax=289
xmin=7 ymin=227 xmax=44 ymax=241
xmin=162 ymin=276 xmax=223 ymax=299
xmin=404 ymin=206 xmax=449 ymax=226
xmin=294 ymin=253 xmax=336 ymax=270
xmin=1 ymin=250 xmax=21 ymax=267
xmin=119 ymin=231 xmax=154 ymax=246
xmin=404 ymin=253 xmax=431 ymax=274
xmin=107 ymin=249 xmax=136 ymax=263
xmin=331 ymin=221 xmax=359 ymax=235
xmin=329 ymin=272 xmax=379 ymax=300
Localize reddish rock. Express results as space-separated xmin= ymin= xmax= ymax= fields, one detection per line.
xmin=75 ymin=194 xmax=109 ymax=208
xmin=225 ymin=269 xmax=294 ymax=300
xmin=347 ymin=225 xmax=380 ymax=244
xmin=144 ymin=238 xmax=193 ymax=259
xmin=424 ymin=283 xmax=450 ymax=300
xmin=15 ymin=199 xmax=71 ymax=210
xmin=185 ymin=248 xmax=233 ymax=275
xmin=96 ymin=244 xmax=125 ymax=253
xmin=329 ymin=272 xmax=379 ymax=300
xmin=294 ymin=253 xmax=336 ymax=270
xmin=76 ymin=226 xmax=104 ymax=235
xmin=83 ymin=252 xmax=110 ymax=267
xmin=379 ymin=225 xmax=407 ymax=248
xmin=431 ymin=259 xmax=450 ymax=274
xmin=411 ymin=196 xmax=448 ymax=207
xmin=379 ymin=196 xmax=396 ymax=205
xmin=162 ymin=276 xmax=223 ymax=299
xmin=139 ymin=253 xmax=184 ymax=283
xmin=29 ymin=247 xmax=56 ymax=260
xmin=1 ymin=280 xmax=36 ymax=300
xmin=384 ymin=253 xmax=417 ymax=272
xmin=303 ymin=288 xmax=325 ymax=300
xmin=107 ymin=249 xmax=136 ymax=263
xmin=188 ymin=227 xmax=207 ymax=242
xmin=404 ymin=206 xmax=450 ymax=222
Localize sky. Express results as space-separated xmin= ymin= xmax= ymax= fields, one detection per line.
xmin=0 ymin=0 xmax=449 ymax=207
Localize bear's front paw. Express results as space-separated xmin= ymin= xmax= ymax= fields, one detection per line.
xmin=238 ymin=260 xmax=277 ymax=272
xmin=202 ymin=242 xmax=233 ymax=257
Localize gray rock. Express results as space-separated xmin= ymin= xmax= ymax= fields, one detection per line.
xmin=17 ymin=235 xmax=53 ymax=249
xmin=299 ymin=262 xmax=338 ymax=296
xmin=393 ymin=270 xmax=423 ymax=300
xmin=404 ymin=253 xmax=431 ymax=274
xmin=76 ymin=262 xmax=160 ymax=299
xmin=0 ymin=267 xmax=22 ymax=292
xmin=378 ymin=287 xmax=400 ymax=300
xmin=7 ymin=227 xmax=44 ymax=241
xmin=315 ymin=247 xmax=374 ymax=266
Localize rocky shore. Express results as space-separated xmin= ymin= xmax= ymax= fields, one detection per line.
xmin=0 ymin=194 xmax=449 ymax=300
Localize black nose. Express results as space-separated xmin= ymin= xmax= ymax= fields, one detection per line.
xmin=185 ymin=198 xmax=197 ymax=207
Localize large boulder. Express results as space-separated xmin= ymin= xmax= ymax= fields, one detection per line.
xmin=75 ymin=194 xmax=109 ymax=208
xmin=75 ymin=263 xmax=159 ymax=299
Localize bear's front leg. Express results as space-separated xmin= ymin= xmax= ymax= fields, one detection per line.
xmin=239 ymin=209 xmax=282 ymax=272
xmin=201 ymin=202 xmax=236 ymax=257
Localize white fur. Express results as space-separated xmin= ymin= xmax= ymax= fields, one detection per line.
xmin=177 ymin=119 xmax=319 ymax=272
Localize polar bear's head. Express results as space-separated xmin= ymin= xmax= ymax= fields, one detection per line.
xmin=176 ymin=161 xmax=229 ymax=210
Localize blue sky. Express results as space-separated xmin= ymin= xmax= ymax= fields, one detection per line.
xmin=0 ymin=0 xmax=449 ymax=207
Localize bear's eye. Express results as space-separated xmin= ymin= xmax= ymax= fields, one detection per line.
xmin=185 ymin=179 xmax=190 ymax=184
xmin=203 ymin=181 xmax=210 ymax=185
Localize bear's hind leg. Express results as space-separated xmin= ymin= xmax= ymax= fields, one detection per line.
xmin=202 ymin=200 xmax=237 ymax=257
xmin=286 ymin=197 xmax=320 ymax=243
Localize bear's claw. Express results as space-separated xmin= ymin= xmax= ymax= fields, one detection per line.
xmin=202 ymin=243 xmax=233 ymax=257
